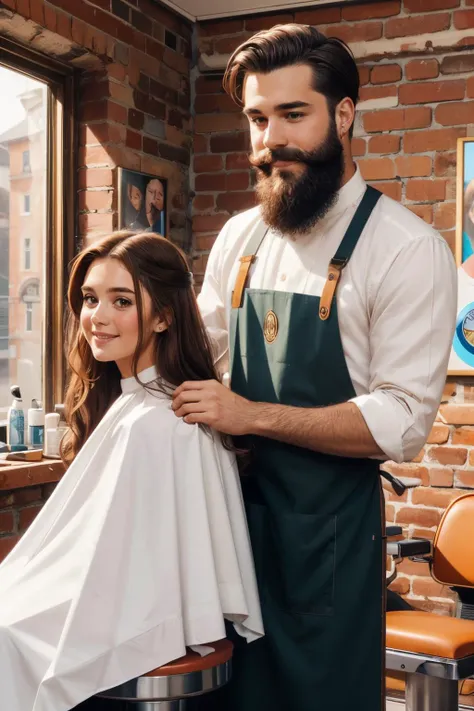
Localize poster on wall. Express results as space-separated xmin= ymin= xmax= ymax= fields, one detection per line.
xmin=449 ymin=137 xmax=474 ymax=375
xmin=118 ymin=168 xmax=167 ymax=237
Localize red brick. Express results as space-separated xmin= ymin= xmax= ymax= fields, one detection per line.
xmin=466 ymin=77 xmax=474 ymax=98
xmin=427 ymin=423 xmax=450 ymax=444
xmin=13 ymin=487 xmax=42 ymax=505
xmin=78 ymin=212 xmax=114 ymax=236
xmin=216 ymin=191 xmax=257 ymax=213
xmin=385 ymin=13 xmax=450 ymax=38
xmin=351 ymin=137 xmax=366 ymax=157
xmin=195 ymin=173 xmax=225 ymax=191
xmin=370 ymin=181 xmax=402 ymax=201
xmin=396 ymin=507 xmax=442 ymax=528
xmin=406 ymin=179 xmax=446 ymax=202
xmin=125 ymin=129 xmax=142 ymax=151
xmin=434 ymin=202 xmax=456 ymax=230
xmin=442 ymin=55 xmax=474 ymax=75
xmin=455 ymin=471 xmax=474 ymax=488
xmin=199 ymin=19 xmax=244 ymax=35
xmin=142 ymin=136 xmax=158 ymax=155
xmin=195 ymin=234 xmax=217 ymax=250
xmin=80 ymin=123 xmax=126 ymax=146
xmin=385 ymin=503 xmax=396 ymax=523
xmin=358 ymin=66 xmax=371 ymax=86
xmin=78 ymin=168 xmax=113 ymax=190
xmin=195 ymin=94 xmax=240 ymax=114
xmin=412 ymin=448 xmax=426 ymax=463
xmin=325 ymin=21 xmax=383 ymax=44
xmin=195 ymin=113 xmax=246 ymax=133
xmin=214 ymin=34 xmax=250 ymax=54
xmin=452 ymin=426 xmax=474 ymax=444
xmin=0 ymin=511 xmax=14 ymax=534
xmin=399 ymin=80 xmax=465 ymax=105
xmin=435 ymin=101 xmax=474 ymax=127
xmin=363 ymin=107 xmax=431 ymax=132
xmin=79 ymin=190 xmax=113 ymax=212
xmin=371 ymin=64 xmax=402 ymax=85
xmin=398 ymin=558 xmax=430 ymax=577
xmin=428 ymin=445 xmax=467 ymax=465
xmin=404 ymin=0 xmax=459 ymax=10
xmin=192 ymin=214 xmax=229 ymax=232
xmin=210 ymin=132 xmax=249 ymax=153
xmin=407 ymin=204 xmax=433 ymax=223
xmin=0 ymin=536 xmax=20 ymax=562
xmin=194 ymin=155 xmax=223 ymax=173
xmin=405 ymin=59 xmax=439 ymax=81
xmin=454 ymin=10 xmax=474 ymax=29
xmin=227 ymin=172 xmax=249 ymax=190
xmin=441 ymin=404 xmax=474 ymax=425
xmin=429 ymin=467 xmax=454 ymax=487
xmin=358 ymin=158 xmax=396 ymax=180
xmin=44 ymin=2 xmax=57 ymax=30
xmin=16 ymin=0 xmax=30 ymax=17
xmin=0 ymin=0 xmax=16 ymax=8
xmin=395 ymin=156 xmax=432 ymax=178
xmin=294 ymin=7 xmax=342 ymax=24
xmin=359 ymin=85 xmax=398 ymax=102
xmin=19 ymin=506 xmax=42 ymax=531
xmin=415 ymin=599 xmax=455 ymax=615
xmin=342 ymin=0 xmax=400 ymax=20
xmin=30 ymin=0 xmax=45 ymax=25
xmin=245 ymin=13 xmax=294 ymax=31
xmin=404 ymin=128 xmax=466 ymax=154
xmin=369 ymin=135 xmax=401 ymax=154
xmin=195 ymin=76 xmax=225 ymax=96
xmin=193 ymin=195 xmax=215 ymax=212
xmin=226 ymin=152 xmax=250 ymax=170
xmin=412 ymin=487 xmax=463 ymax=508
xmin=194 ymin=135 xmax=208 ymax=153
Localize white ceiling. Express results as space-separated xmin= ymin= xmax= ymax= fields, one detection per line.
xmin=159 ymin=0 xmax=356 ymax=22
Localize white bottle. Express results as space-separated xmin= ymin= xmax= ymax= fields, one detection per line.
xmin=44 ymin=413 xmax=60 ymax=458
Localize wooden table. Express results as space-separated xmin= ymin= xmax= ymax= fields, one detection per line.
xmin=0 ymin=456 xmax=65 ymax=491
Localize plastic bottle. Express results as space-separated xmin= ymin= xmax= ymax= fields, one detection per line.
xmin=44 ymin=412 xmax=60 ymax=458
xmin=7 ymin=385 xmax=26 ymax=452
xmin=54 ymin=404 xmax=68 ymax=449
xmin=28 ymin=400 xmax=45 ymax=448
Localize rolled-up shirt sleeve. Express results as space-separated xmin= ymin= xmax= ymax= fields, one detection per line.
xmin=350 ymin=234 xmax=457 ymax=463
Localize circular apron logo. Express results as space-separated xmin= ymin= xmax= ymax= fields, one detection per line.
xmin=264 ymin=310 xmax=278 ymax=343
xmin=453 ymin=302 xmax=474 ymax=367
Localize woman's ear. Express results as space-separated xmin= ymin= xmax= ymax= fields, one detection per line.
xmin=153 ymin=308 xmax=172 ymax=333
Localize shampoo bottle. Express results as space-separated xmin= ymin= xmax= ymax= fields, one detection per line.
xmin=7 ymin=385 xmax=26 ymax=452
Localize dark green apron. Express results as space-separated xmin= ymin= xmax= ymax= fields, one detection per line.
xmin=203 ymin=187 xmax=386 ymax=711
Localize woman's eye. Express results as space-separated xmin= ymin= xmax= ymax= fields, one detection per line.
xmin=251 ymin=117 xmax=267 ymax=125
xmin=115 ymin=298 xmax=132 ymax=308
xmin=83 ymin=295 xmax=96 ymax=305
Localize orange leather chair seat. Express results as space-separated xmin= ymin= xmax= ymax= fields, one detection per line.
xmin=144 ymin=639 xmax=233 ymax=677
xmin=387 ymin=611 xmax=474 ymax=659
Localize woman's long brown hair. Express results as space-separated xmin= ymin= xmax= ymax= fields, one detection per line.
xmin=61 ymin=231 xmax=220 ymax=466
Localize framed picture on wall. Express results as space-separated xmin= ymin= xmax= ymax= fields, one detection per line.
xmin=118 ymin=168 xmax=167 ymax=237
xmin=449 ymin=137 xmax=474 ymax=375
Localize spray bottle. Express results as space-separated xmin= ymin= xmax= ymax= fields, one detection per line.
xmin=7 ymin=385 xmax=26 ymax=451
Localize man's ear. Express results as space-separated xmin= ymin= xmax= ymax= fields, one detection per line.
xmin=335 ymin=97 xmax=355 ymax=141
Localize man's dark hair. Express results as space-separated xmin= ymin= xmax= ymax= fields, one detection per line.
xmin=223 ymin=24 xmax=359 ymax=137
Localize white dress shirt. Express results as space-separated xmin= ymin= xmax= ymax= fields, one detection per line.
xmin=198 ymin=169 xmax=457 ymax=464
xmin=0 ymin=366 xmax=263 ymax=711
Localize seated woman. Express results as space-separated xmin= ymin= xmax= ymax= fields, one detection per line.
xmin=0 ymin=231 xmax=263 ymax=711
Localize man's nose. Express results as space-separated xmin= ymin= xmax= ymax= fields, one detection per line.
xmin=263 ymin=119 xmax=288 ymax=151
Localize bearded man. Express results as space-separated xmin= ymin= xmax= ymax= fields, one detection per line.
xmin=172 ymin=24 xmax=457 ymax=711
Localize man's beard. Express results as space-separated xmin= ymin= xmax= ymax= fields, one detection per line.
xmin=250 ymin=119 xmax=344 ymax=236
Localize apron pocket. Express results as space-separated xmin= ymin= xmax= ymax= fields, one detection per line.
xmin=266 ymin=511 xmax=337 ymax=616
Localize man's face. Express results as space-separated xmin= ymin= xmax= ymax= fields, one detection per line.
xmin=243 ymin=64 xmax=344 ymax=235
xmin=146 ymin=179 xmax=164 ymax=226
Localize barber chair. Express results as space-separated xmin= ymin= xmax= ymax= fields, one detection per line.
xmin=386 ymin=492 xmax=474 ymax=711
xmin=97 ymin=640 xmax=233 ymax=710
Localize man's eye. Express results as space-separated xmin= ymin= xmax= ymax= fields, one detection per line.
xmin=287 ymin=112 xmax=304 ymax=120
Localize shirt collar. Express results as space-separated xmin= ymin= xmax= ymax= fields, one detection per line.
xmin=121 ymin=365 xmax=159 ymax=394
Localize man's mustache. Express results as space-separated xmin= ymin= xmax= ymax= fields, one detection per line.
xmin=249 ymin=148 xmax=312 ymax=169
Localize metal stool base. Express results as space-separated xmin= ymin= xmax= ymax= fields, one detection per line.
xmin=406 ymin=673 xmax=458 ymax=711
xmin=122 ymin=702 xmax=186 ymax=710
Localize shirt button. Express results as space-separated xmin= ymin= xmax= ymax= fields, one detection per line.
xmin=280 ymin=274 xmax=286 ymax=281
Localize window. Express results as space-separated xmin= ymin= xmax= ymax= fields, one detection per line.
xmin=24 ymin=237 xmax=31 ymax=270
xmin=0 ymin=39 xmax=75 ymax=423
xmin=22 ymin=149 xmax=30 ymax=173
xmin=25 ymin=302 xmax=32 ymax=332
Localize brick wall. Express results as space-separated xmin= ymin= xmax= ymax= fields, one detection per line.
xmin=193 ymin=0 xmax=474 ymax=613
xmin=1 ymin=0 xmax=193 ymax=249
xmin=0 ymin=483 xmax=58 ymax=559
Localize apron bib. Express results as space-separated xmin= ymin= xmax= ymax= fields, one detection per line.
xmin=203 ymin=187 xmax=386 ymax=711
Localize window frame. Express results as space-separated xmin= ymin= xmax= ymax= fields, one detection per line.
xmin=0 ymin=38 xmax=77 ymax=413
xmin=24 ymin=236 xmax=31 ymax=270
xmin=25 ymin=301 xmax=33 ymax=332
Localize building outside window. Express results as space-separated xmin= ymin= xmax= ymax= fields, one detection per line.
xmin=24 ymin=237 xmax=31 ymax=270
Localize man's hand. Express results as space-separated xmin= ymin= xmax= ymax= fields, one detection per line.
xmin=172 ymin=380 xmax=255 ymax=435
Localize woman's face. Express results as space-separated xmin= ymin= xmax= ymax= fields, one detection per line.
xmin=146 ymin=179 xmax=164 ymax=225
xmin=128 ymin=184 xmax=143 ymax=212
xmin=80 ymin=257 xmax=164 ymax=378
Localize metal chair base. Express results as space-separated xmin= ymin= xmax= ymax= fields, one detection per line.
xmin=120 ymin=703 xmax=186 ymax=710
xmin=406 ymin=673 xmax=458 ymax=711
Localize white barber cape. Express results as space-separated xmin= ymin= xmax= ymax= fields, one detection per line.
xmin=0 ymin=365 xmax=263 ymax=711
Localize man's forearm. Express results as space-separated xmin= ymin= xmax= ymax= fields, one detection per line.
xmin=246 ymin=400 xmax=385 ymax=458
